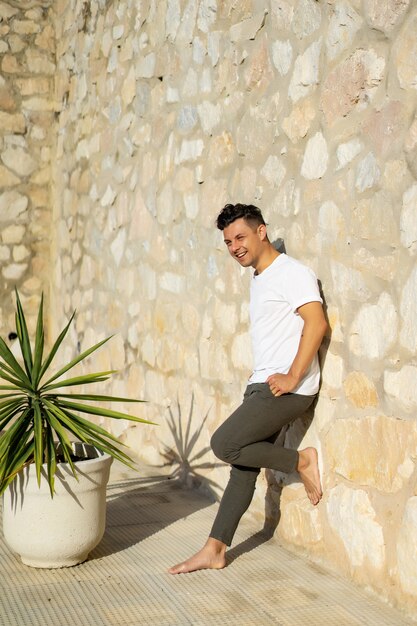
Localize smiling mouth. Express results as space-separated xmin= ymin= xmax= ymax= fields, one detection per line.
xmin=235 ymin=251 xmax=247 ymax=259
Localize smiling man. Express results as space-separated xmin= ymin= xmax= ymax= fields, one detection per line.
xmin=169 ymin=203 xmax=327 ymax=575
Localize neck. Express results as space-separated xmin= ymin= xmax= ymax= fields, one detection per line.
xmin=254 ymin=244 xmax=280 ymax=274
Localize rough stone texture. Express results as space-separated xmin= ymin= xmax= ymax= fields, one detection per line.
xmin=0 ymin=0 xmax=415 ymax=618
xmin=397 ymin=497 xmax=417 ymax=596
xmin=325 ymin=416 xmax=417 ymax=492
xmin=349 ymin=293 xmax=397 ymax=360
xmin=343 ymin=371 xmax=378 ymax=408
xmin=327 ymin=485 xmax=386 ymax=570
xmin=0 ymin=1 xmax=54 ymax=331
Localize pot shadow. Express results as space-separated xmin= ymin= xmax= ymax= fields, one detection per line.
xmin=89 ymin=472 xmax=212 ymax=560
xmin=90 ymin=393 xmax=223 ymax=560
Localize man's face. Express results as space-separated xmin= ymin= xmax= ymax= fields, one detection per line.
xmin=223 ymin=218 xmax=265 ymax=269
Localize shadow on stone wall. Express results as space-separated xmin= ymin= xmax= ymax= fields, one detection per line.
xmin=262 ymin=281 xmax=331 ymax=538
xmin=158 ymin=393 xmax=223 ymax=501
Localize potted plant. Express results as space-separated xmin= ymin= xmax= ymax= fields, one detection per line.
xmin=0 ymin=291 xmax=152 ymax=568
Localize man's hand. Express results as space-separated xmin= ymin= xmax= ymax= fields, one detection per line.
xmin=267 ymin=372 xmax=299 ymax=396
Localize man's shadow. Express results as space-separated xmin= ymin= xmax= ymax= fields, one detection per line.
xmin=227 ymin=238 xmax=331 ymax=564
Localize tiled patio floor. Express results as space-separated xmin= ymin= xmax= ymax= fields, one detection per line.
xmin=0 ymin=460 xmax=415 ymax=626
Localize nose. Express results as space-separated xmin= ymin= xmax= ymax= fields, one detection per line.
xmin=231 ymin=240 xmax=240 ymax=253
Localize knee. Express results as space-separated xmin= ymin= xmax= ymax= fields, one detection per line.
xmin=210 ymin=428 xmax=226 ymax=461
xmin=210 ymin=428 xmax=238 ymax=464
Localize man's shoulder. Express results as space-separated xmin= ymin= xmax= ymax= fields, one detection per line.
xmin=272 ymin=254 xmax=317 ymax=277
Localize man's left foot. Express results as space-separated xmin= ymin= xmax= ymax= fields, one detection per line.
xmin=297 ymin=447 xmax=322 ymax=505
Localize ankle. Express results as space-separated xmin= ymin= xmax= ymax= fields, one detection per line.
xmin=297 ymin=449 xmax=309 ymax=471
xmin=206 ymin=537 xmax=227 ymax=555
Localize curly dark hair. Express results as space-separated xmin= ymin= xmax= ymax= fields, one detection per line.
xmin=216 ymin=203 xmax=266 ymax=231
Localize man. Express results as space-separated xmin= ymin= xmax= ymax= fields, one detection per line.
xmin=169 ymin=203 xmax=327 ymax=575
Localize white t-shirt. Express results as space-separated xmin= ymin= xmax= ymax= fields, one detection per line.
xmin=248 ymin=253 xmax=323 ymax=395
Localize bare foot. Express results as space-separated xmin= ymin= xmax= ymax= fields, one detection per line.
xmin=168 ymin=538 xmax=227 ymax=575
xmin=297 ymin=447 xmax=322 ymax=506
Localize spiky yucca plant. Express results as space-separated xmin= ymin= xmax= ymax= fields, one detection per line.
xmin=0 ymin=291 xmax=151 ymax=497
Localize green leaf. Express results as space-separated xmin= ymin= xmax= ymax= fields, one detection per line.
xmin=43 ymin=399 xmax=124 ymax=444
xmin=36 ymin=311 xmax=75 ymax=384
xmin=0 ymin=337 xmax=32 ymax=387
xmin=33 ymin=402 xmax=44 ymax=487
xmin=15 ymin=289 xmax=33 ymax=378
xmin=0 ymin=366 xmax=32 ymax=390
xmin=43 ymin=402 xmax=135 ymax=466
xmin=41 ymin=371 xmax=116 ymax=392
xmin=57 ymin=399 xmax=154 ymax=424
xmin=45 ymin=409 xmax=77 ymax=478
xmin=0 ymin=400 xmax=27 ymax=430
xmin=31 ymin=293 xmax=45 ymax=387
xmin=41 ymin=336 xmax=113 ymax=389
xmin=50 ymin=393 xmax=145 ymax=403
xmin=0 ymin=440 xmax=34 ymax=496
xmin=0 ymin=408 xmax=31 ymax=457
xmin=44 ymin=422 xmax=56 ymax=497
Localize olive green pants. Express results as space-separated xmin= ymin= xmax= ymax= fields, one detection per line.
xmin=209 ymin=383 xmax=315 ymax=546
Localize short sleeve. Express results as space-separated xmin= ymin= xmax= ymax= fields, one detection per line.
xmin=282 ymin=262 xmax=323 ymax=313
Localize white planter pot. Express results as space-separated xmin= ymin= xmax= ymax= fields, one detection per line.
xmin=2 ymin=443 xmax=113 ymax=568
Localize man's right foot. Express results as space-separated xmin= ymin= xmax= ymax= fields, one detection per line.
xmin=297 ymin=447 xmax=322 ymax=505
xmin=168 ymin=540 xmax=227 ymax=574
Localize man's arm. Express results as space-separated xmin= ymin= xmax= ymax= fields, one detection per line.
xmin=267 ymin=301 xmax=328 ymax=396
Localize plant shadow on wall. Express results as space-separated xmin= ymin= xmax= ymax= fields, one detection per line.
xmin=160 ymin=393 xmax=223 ymax=500
xmin=90 ymin=394 xmax=223 ymax=560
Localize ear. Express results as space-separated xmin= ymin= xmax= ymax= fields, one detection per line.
xmin=258 ymin=224 xmax=267 ymax=241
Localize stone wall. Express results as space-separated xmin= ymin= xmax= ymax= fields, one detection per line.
xmin=0 ymin=0 xmax=55 ymax=336
xmin=1 ymin=0 xmax=416 ymax=616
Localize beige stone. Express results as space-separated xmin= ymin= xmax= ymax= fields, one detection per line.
xmin=362 ymin=101 xmax=409 ymax=159
xmin=12 ymin=20 xmax=41 ymax=35
xmin=351 ymin=192 xmax=397 ymax=244
xmin=289 ymin=39 xmax=321 ymax=103
xmin=25 ymin=49 xmax=56 ymax=74
xmin=208 ymin=132 xmax=235 ymax=172
xmin=343 ymin=371 xmax=378 ymax=408
xmin=400 ymin=266 xmax=417 ymax=352
xmin=2 ymin=146 xmax=37 ymax=177
xmin=281 ymin=99 xmax=315 ymax=143
xmin=327 ymin=2 xmax=362 ymax=60
xmin=321 ymin=49 xmax=385 ymax=126
xmin=8 ymin=35 xmax=25 ymax=54
xmin=327 ymin=485 xmax=385 ymax=569
xmin=1 ymin=224 xmax=25 ymax=244
xmin=394 ymin=7 xmax=417 ymax=90
xmin=351 ymin=247 xmax=397 ymax=281
xmin=397 ymin=496 xmax=417 ymax=597
xmin=0 ymin=85 xmax=17 ymax=111
xmin=0 ymin=2 xmax=18 ymax=18
xmin=244 ymin=36 xmax=274 ymax=93
xmin=326 ymin=416 xmax=417 ymax=492
xmin=0 ymin=165 xmax=20 ymax=187
xmin=16 ymin=77 xmax=51 ymax=96
xmin=384 ymin=365 xmax=417 ymax=411
xmin=1 ymin=55 xmax=21 ymax=74
xmin=35 ymin=23 xmax=55 ymax=52
xmin=400 ymin=183 xmax=417 ymax=252
xmin=2 ymin=263 xmax=28 ymax=281
xmin=229 ymin=11 xmax=265 ymax=42
xmin=22 ymin=97 xmax=56 ymax=112
xmin=0 ymin=111 xmax=26 ymax=133
xmin=0 ymin=191 xmax=28 ymax=221
xmin=279 ymin=496 xmax=323 ymax=546
xmin=321 ymin=351 xmax=344 ymax=390
xmin=364 ymin=0 xmax=410 ymax=34
xmin=349 ymin=293 xmax=397 ymax=359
